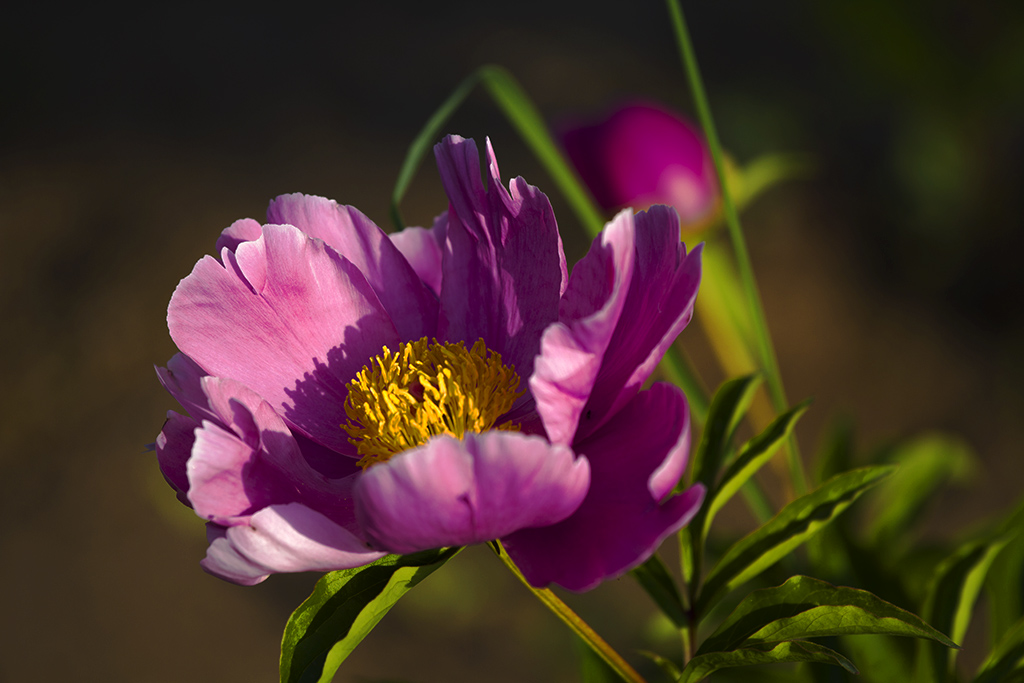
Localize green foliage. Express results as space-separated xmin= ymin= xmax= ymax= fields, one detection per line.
xmin=974 ymin=615 xmax=1024 ymax=683
xmin=698 ymin=575 xmax=955 ymax=656
xmin=279 ymin=548 xmax=459 ymax=683
xmin=698 ymin=466 xmax=895 ymax=613
xmin=679 ymin=641 xmax=857 ymax=683
xmin=632 ymin=554 xmax=688 ymax=629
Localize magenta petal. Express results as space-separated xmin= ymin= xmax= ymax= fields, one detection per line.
xmin=267 ymin=193 xmax=437 ymax=340
xmin=355 ymin=431 xmax=590 ymax=554
xmin=156 ymin=353 xmax=216 ymax=424
xmin=221 ymin=503 xmax=385 ymax=575
xmin=578 ymin=206 xmax=703 ymax=440
xmin=155 ymin=410 xmax=197 ymax=506
xmin=530 ymin=210 xmax=636 ymax=445
xmin=434 ymin=136 xmax=565 ymax=384
xmin=388 ymin=212 xmax=447 ymax=296
xmin=168 ymin=224 xmax=399 ymax=452
xmin=502 ymin=383 xmax=704 ymax=592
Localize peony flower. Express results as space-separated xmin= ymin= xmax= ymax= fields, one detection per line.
xmin=154 ymin=135 xmax=705 ymax=592
xmin=560 ymin=102 xmax=718 ymax=227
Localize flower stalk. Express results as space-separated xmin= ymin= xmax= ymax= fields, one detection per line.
xmin=666 ymin=0 xmax=809 ymax=496
xmin=492 ymin=542 xmax=648 ymax=683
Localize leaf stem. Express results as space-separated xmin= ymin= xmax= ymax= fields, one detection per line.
xmin=666 ymin=0 xmax=808 ymax=496
xmin=492 ymin=542 xmax=647 ymax=683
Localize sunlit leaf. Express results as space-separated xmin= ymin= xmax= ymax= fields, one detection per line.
xmin=986 ymin=498 xmax=1024 ymax=645
xmin=917 ymin=534 xmax=1016 ymax=683
xmin=678 ymin=640 xmax=857 ymax=683
xmin=974 ymin=615 xmax=1024 ymax=683
xmin=698 ymin=575 xmax=955 ymax=656
xmin=280 ymin=548 xmax=459 ymax=683
xmin=690 ymin=374 xmax=762 ymax=491
xmin=698 ymin=466 xmax=895 ymax=613
xmin=631 ymin=554 xmax=688 ymax=629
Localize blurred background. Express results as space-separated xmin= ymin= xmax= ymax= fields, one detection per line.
xmin=2 ymin=2 xmax=1023 ymax=681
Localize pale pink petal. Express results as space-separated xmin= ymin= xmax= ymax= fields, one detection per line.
xmin=168 ymin=223 xmax=399 ymax=452
xmin=502 ymin=383 xmax=704 ymax=591
xmin=354 ymin=431 xmax=590 ymax=554
xmin=215 ymin=217 xmax=263 ymax=254
xmin=202 ymin=524 xmax=272 ymax=586
xmin=220 ymin=503 xmax=385 ymax=575
xmin=434 ymin=136 xmax=565 ymax=385
xmin=529 ymin=210 xmax=635 ymax=445
xmin=267 ymin=193 xmax=437 ymax=340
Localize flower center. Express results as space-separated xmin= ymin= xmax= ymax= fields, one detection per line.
xmin=343 ymin=337 xmax=523 ymax=469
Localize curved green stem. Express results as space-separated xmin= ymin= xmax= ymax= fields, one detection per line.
xmin=666 ymin=0 xmax=808 ymax=496
xmin=492 ymin=542 xmax=647 ymax=683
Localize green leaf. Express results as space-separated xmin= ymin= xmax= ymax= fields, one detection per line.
xmin=631 ymin=554 xmax=688 ymax=629
xmin=698 ymin=575 xmax=956 ymax=656
xmin=986 ymin=498 xmax=1024 ymax=645
xmin=390 ymin=65 xmax=604 ymax=238
xmin=698 ymin=466 xmax=895 ymax=613
xmin=917 ymin=534 xmax=1017 ymax=683
xmin=279 ymin=547 xmax=460 ymax=683
xmin=678 ymin=640 xmax=857 ymax=683
xmin=866 ymin=433 xmax=975 ymax=548
xmin=690 ymin=374 xmax=762 ymax=491
xmin=701 ymin=401 xmax=810 ymax=538
xmin=637 ymin=650 xmax=682 ymax=682
xmin=975 ymin=615 xmax=1024 ymax=683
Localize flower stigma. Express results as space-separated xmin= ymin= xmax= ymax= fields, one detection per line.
xmin=343 ymin=337 xmax=524 ymax=469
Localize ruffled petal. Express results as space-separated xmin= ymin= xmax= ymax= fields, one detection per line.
xmin=529 ymin=210 xmax=635 ymax=445
xmin=502 ymin=383 xmax=705 ymax=591
xmin=388 ymin=212 xmax=447 ymax=296
xmin=577 ymin=206 xmax=703 ymax=440
xmin=354 ymin=431 xmax=590 ymax=554
xmin=267 ymin=193 xmax=438 ymax=340
xmin=168 ymin=223 xmax=399 ymax=452
xmin=434 ymin=136 xmax=565 ymax=385
xmin=215 ymin=217 xmax=263 ymax=254
xmin=202 ymin=504 xmax=385 ymax=584
xmin=154 ymin=410 xmax=197 ymax=506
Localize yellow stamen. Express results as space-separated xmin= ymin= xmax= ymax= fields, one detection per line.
xmin=343 ymin=337 xmax=523 ymax=469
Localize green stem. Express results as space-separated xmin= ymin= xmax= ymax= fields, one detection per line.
xmin=492 ymin=542 xmax=647 ymax=683
xmin=666 ymin=0 xmax=808 ymax=496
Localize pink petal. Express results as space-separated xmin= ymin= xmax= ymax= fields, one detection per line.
xmin=267 ymin=193 xmax=438 ymax=340
xmin=354 ymin=431 xmax=590 ymax=554
xmin=577 ymin=206 xmax=703 ymax=441
xmin=529 ymin=210 xmax=636 ymax=445
xmin=502 ymin=383 xmax=705 ymax=592
xmin=168 ymin=224 xmax=399 ymax=453
xmin=156 ymin=353 xmax=216 ymax=424
xmin=434 ymin=136 xmax=565 ymax=385
xmin=388 ymin=212 xmax=447 ymax=296
xmin=154 ymin=410 xmax=197 ymax=506
xmin=215 ymin=217 xmax=263 ymax=254
xmin=204 ymin=504 xmax=385 ymax=583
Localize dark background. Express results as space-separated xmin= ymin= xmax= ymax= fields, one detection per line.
xmin=3 ymin=2 xmax=1023 ymax=681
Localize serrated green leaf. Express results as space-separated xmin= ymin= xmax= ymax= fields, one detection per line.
xmin=866 ymin=433 xmax=975 ymax=548
xmin=975 ymin=615 xmax=1024 ymax=683
xmin=699 ymin=575 xmax=955 ymax=656
xmin=679 ymin=640 xmax=857 ymax=683
xmin=690 ymin=374 xmax=762 ymax=491
xmin=279 ymin=547 xmax=459 ymax=683
xmin=701 ymin=401 xmax=810 ymax=538
xmin=698 ymin=466 xmax=895 ymax=613
xmin=918 ymin=532 xmax=1018 ymax=683
xmin=631 ymin=554 xmax=688 ymax=629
